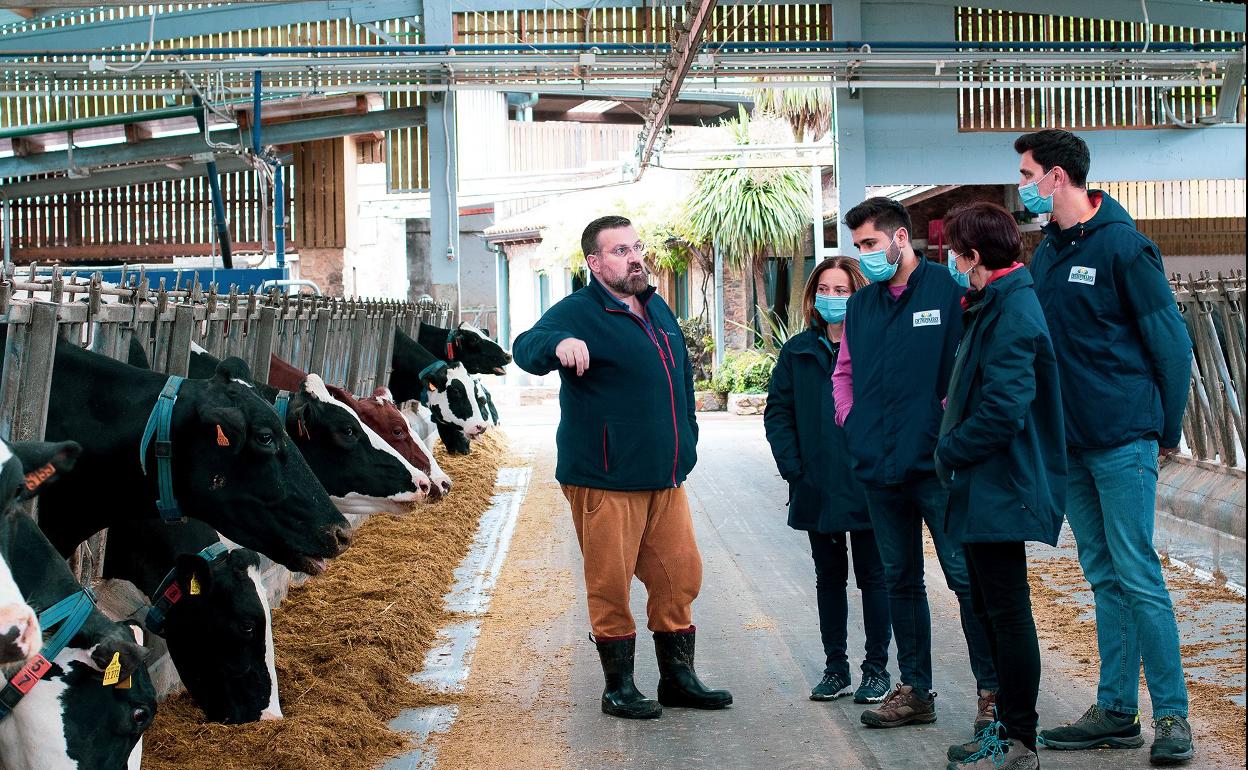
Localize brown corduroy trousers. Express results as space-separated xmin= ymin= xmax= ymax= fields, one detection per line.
xmin=561 ymin=484 xmax=703 ymax=640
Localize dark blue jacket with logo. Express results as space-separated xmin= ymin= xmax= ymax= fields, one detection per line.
xmin=1029 ymin=191 xmax=1192 ymax=450
xmin=935 ymin=267 xmax=1067 ymax=545
xmin=512 ymin=276 xmax=697 ymax=491
xmin=842 ymin=256 xmax=965 ymax=487
xmin=764 ymin=328 xmax=871 ymax=533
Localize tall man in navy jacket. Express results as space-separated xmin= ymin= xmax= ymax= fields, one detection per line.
xmin=1017 ymin=131 xmax=1195 ymax=765
xmin=832 ymin=198 xmax=999 ymax=733
xmin=513 ymin=215 xmax=732 ymax=721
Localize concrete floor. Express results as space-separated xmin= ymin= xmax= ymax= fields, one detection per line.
xmin=456 ymin=401 xmax=1239 ymax=770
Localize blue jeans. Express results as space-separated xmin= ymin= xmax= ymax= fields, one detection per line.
xmin=808 ymin=529 xmax=892 ymax=679
xmin=1066 ymin=438 xmax=1188 ymax=718
xmin=863 ymin=475 xmax=999 ymax=693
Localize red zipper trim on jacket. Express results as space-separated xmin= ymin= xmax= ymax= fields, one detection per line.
xmin=604 ymin=306 xmax=680 ymax=487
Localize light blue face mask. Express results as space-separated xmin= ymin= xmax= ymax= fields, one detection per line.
xmin=858 ymin=235 xmax=900 ymax=282
xmin=947 ymin=249 xmax=972 ymax=289
xmin=814 ymin=293 xmax=849 ymax=323
xmin=1019 ymin=167 xmax=1056 ymax=214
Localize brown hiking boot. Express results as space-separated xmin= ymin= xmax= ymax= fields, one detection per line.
xmin=860 ymin=684 xmax=937 ymax=728
xmin=975 ymin=690 xmax=998 ymax=734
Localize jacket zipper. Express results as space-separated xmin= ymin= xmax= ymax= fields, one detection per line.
xmin=604 ymin=307 xmax=681 ymax=487
xmin=602 ymin=424 xmax=609 ymax=473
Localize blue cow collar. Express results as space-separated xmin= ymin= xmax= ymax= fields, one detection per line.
xmin=0 ymin=588 xmax=97 ymax=721
xmin=139 ymin=375 xmax=186 ymax=523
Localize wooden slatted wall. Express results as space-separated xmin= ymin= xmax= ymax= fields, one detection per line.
xmin=956 ymin=7 xmax=1246 ymax=131
xmin=293 ymin=139 xmax=347 ymax=250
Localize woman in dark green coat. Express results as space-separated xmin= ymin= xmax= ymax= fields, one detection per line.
xmin=936 ymin=202 xmax=1066 ymax=770
xmin=765 ymin=257 xmax=892 ymax=704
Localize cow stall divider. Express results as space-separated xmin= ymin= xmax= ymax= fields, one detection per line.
xmin=0 ymin=261 xmax=455 ymax=697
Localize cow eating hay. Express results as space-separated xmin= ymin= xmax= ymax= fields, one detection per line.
xmin=140 ymin=433 xmax=511 ymax=770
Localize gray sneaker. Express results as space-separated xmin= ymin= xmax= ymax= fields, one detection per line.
xmin=1038 ymin=704 xmax=1144 ymax=750
xmin=949 ymin=721 xmax=1010 ymax=763
xmin=1150 ymin=715 xmax=1194 ymax=766
xmin=810 ymin=671 xmax=853 ymax=701
xmin=947 ymin=742 xmax=1038 ymax=770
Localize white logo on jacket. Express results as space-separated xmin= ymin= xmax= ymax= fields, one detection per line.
xmin=1068 ymin=266 xmax=1097 ymax=285
xmin=912 ymin=309 xmax=942 ymax=327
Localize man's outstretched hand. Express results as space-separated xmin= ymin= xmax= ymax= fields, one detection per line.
xmin=556 ymin=338 xmax=591 ymax=376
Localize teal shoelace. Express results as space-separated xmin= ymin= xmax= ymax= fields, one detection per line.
xmin=962 ymin=721 xmax=1009 ymax=767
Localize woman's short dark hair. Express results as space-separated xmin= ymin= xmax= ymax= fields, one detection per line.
xmin=802 ymin=257 xmax=867 ymax=328
xmin=1014 ymin=129 xmax=1090 ymax=187
xmin=943 ymin=202 xmax=1021 ymax=271
xmin=581 ymin=215 xmax=632 ymax=258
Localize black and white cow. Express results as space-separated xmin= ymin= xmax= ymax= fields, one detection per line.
xmin=415 ymin=323 xmax=512 ymax=375
xmin=7 ymin=333 xmax=351 ymax=576
xmin=389 ymin=332 xmax=491 ymax=456
xmin=0 ymin=441 xmax=42 ymax=666
xmin=472 ymin=376 xmax=500 ymax=428
xmin=102 ymin=519 xmax=280 ymax=725
xmin=0 ymin=441 xmax=156 ymax=770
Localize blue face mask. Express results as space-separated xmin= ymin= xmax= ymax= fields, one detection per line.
xmin=858 ymin=236 xmax=900 ymax=282
xmin=814 ymin=293 xmax=849 ymax=323
xmin=947 ymin=250 xmax=972 ymax=289
xmin=1019 ymin=168 xmax=1056 ymax=214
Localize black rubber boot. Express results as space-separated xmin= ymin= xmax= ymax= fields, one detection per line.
xmin=653 ymin=629 xmax=733 ymax=709
xmin=595 ymin=637 xmax=662 ymax=719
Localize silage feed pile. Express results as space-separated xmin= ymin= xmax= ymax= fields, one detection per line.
xmin=142 ymin=432 xmax=511 ymax=770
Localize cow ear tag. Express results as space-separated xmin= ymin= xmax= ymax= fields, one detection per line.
xmin=116 ymin=676 xmax=132 ymax=690
xmin=189 ymin=573 xmax=202 ymax=596
xmin=426 ymin=381 xmax=436 ymax=392
xmin=216 ymin=425 xmax=231 ymax=447
xmin=102 ymin=652 xmax=122 ymax=686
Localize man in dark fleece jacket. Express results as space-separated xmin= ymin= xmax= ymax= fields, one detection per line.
xmin=512 ymin=215 xmax=732 ymax=721
xmin=1015 ymin=131 xmax=1195 ymax=766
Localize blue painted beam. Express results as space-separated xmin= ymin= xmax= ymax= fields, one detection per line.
xmin=0 ymin=107 xmax=424 ymax=178
xmin=0 ymin=152 xmax=292 ymax=200
xmin=860 ymin=88 xmax=1247 ymax=186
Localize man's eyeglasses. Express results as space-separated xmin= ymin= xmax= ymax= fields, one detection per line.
xmin=598 ymin=243 xmax=647 ymax=259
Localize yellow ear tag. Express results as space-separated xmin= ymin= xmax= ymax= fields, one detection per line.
xmin=102 ymin=652 xmax=122 ymax=686
xmin=189 ymin=574 xmax=202 ymax=596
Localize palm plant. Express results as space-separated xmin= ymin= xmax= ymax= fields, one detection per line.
xmin=750 ymin=79 xmax=835 ymax=330
xmin=684 ymin=106 xmax=811 ymax=346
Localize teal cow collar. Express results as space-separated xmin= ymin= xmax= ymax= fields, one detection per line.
xmin=139 ymin=375 xmax=186 ymax=523
xmin=0 ymin=588 xmax=97 ymax=721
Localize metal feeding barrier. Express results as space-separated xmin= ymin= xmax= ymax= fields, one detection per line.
xmin=1173 ymin=270 xmax=1246 ymax=470
xmin=0 ymin=262 xmax=454 ymax=586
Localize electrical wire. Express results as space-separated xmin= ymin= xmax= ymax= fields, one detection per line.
xmin=1140 ymin=0 xmax=1152 ymax=54
xmin=101 ymin=9 xmax=158 ymax=74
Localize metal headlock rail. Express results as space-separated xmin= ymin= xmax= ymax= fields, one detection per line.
xmin=0 ymin=262 xmax=454 ymax=586
xmin=1173 ymin=269 xmax=1246 ymax=471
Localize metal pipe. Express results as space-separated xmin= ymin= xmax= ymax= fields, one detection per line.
xmin=0 ymin=40 xmax=1240 ymax=57
xmin=251 ymin=70 xmax=263 ymax=153
xmin=273 ymin=161 xmax=285 ymax=269
xmin=192 ymin=94 xmax=233 ymax=270
xmin=1 ymin=196 xmax=10 ymax=269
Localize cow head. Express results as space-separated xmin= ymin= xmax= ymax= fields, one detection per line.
xmin=158 ymin=547 xmax=281 ymax=724
xmin=0 ymin=439 xmax=81 ymax=667
xmin=325 ymin=385 xmax=451 ymax=501
xmin=175 ymin=358 xmax=351 ymax=575
xmin=449 ymin=323 xmax=511 ymax=375
xmin=0 ymin=515 xmax=156 ymax=770
xmin=286 ymin=375 xmax=431 ymax=516
xmin=471 ymin=377 xmax=500 ymax=428
xmin=426 ymin=362 xmax=491 ymax=452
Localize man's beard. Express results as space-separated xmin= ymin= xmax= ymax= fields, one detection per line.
xmin=604 ymin=265 xmax=650 ymax=296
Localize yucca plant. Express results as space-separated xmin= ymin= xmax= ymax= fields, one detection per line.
xmin=684 ymin=106 xmax=811 ymax=345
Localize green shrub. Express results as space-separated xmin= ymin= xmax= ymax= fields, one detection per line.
xmin=710 ymin=349 xmax=776 ymax=394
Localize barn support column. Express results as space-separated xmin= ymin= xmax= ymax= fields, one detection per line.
xmin=832 ymin=0 xmax=866 ymax=254
xmin=426 ymin=1 xmax=462 ymax=316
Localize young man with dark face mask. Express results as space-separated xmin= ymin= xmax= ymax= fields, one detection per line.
xmin=1015 ymin=130 xmax=1195 ymax=766
xmin=831 ymin=197 xmax=1000 ymax=736
xmin=512 ymin=215 xmax=732 ymax=721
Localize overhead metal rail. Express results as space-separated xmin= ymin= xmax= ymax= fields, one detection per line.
xmin=0 ymin=45 xmax=1240 ymax=98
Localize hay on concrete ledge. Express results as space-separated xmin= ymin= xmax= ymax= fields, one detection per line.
xmin=142 ymin=433 xmax=510 ymax=770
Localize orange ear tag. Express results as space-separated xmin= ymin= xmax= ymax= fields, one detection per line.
xmin=216 ymin=425 xmax=231 ymax=447
xmin=426 ymin=381 xmax=437 ymax=392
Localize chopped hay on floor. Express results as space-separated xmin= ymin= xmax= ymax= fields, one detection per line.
xmin=141 ymin=432 xmax=512 ymax=770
